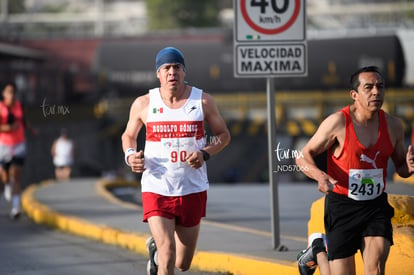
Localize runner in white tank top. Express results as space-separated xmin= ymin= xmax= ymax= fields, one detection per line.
xmin=121 ymin=47 xmax=230 ymax=275
xmin=142 ymin=87 xmax=208 ymax=196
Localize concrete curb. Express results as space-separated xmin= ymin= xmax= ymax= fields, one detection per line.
xmin=22 ymin=179 xmax=299 ymax=275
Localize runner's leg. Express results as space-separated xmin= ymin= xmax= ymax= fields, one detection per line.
xmin=9 ymin=164 xmax=22 ymax=218
xmin=329 ymin=256 xmax=356 ymax=275
xmin=148 ymin=216 xmax=176 ymax=275
xmin=9 ymin=164 xmax=22 ymax=195
xmin=317 ymin=252 xmax=330 ymax=275
xmin=174 ymin=223 xmax=200 ymax=271
xmin=361 ymin=236 xmax=390 ymax=275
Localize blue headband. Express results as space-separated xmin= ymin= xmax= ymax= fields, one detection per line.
xmin=155 ymin=47 xmax=186 ymax=72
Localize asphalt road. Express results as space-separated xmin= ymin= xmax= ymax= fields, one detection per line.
xmin=0 ymin=196 xmax=222 ymax=275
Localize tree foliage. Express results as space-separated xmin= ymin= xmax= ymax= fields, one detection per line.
xmin=145 ymin=0 xmax=222 ymax=30
xmin=0 ymin=0 xmax=25 ymax=14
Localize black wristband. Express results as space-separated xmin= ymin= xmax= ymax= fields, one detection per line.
xmin=200 ymin=149 xmax=210 ymax=161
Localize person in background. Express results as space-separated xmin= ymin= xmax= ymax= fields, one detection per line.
xmin=296 ymin=66 xmax=414 ymax=275
xmin=51 ymin=128 xmax=74 ymax=181
xmin=121 ymin=47 xmax=230 ymax=275
xmin=0 ymin=82 xmax=30 ymax=219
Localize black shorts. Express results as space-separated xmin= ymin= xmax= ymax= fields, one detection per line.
xmin=0 ymin=142 xmax=26 ymax=169
xmin=1 ymin=157 xmax=25 ymax=169
xmin=324 ymin=192 xmax=394 ymax=260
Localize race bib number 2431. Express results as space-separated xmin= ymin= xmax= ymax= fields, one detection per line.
xmin=348 ymin=169 xmax=384 ymax=201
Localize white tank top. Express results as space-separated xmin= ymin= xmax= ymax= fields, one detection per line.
xmin=53 ymin=138 xmax=74 ymax=167
xmin=141 ymin=87 xmax=209 ymax=196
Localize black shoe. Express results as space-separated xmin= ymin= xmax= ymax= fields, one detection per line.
xmin=146 ymin=236 xmax=158 ymax=275
xmin=297 ymin=233 xmax=327 ymax=275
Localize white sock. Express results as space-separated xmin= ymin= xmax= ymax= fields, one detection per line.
xmin=4 ymin=183 xmax=12 ymax=201
xmin=12 ymin=195 xmax=20 ymax=210
xmin=154 ymin=251 xmax=158 ymax=266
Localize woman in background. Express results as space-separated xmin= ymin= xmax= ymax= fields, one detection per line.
xmin=51 ymin=128 xmax=74 ymax=181
xmin=0 ymin=82 xmax=27 ymax=219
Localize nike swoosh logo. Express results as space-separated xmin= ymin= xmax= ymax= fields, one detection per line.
xmin=188 ymin=106 xmax=197 ymax=113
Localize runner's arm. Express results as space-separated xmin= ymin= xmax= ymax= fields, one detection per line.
xmin=296 ymin=112 xmax=343 ymax=193
xmin=121 ymin=95 xmax=147 ymax=171
xmin=201 ymin=92 xmax=231 ymax=156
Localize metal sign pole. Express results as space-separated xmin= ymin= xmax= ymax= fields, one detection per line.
xmin=266 ymin=77 xmax=280 ymax=249
xmin=234 ymin=0 xmax=305 ymax=250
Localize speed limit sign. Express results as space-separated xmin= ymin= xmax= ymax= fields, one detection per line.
xmin=235 ymin=0 xmax=305 ymax=42
xmin=234 ymin=0 xmax=307 ymax=77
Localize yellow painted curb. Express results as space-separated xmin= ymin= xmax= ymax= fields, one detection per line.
xmin=192 ymin=251 xmax=297 ymax=275
xmin=95 ymin=179 xmax=142 ymax=210
xmin=22 ymin=180 xmax=300 ymax=275
xmin=21 ymin=181 xmax=149 ymax=257
xmin=307 ymin=194 xmax=414 ymax=275
xmin=393 ymin=173 xmax=414 ymax=185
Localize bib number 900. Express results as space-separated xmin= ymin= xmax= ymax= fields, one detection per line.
xmin=171 ymin=150 xmax=188 ymax=163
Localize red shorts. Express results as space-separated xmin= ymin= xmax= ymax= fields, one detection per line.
xmin=142 ymin=191 xmax=207 ymax=227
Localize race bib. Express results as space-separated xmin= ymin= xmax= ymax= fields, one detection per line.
xmin=348 ymin=169 xmax=384 ymax=200
xmin=161 ymin=137 xmax=197 ymax=169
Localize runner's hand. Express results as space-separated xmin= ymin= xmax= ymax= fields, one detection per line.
xmin=186 ymin=151 xmax=204 ymax=169
xmin=407 ymin=145 xmax=414 ymax=175
xmin=129 ymin=150 xmax=145 ymax=173
xmin=318 ymin=174 xmax=337 ymax=194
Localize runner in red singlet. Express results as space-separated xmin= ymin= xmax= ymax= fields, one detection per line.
xmin=121 ymin=47 xmax=230 ymax=275
xmin=296 ymin=66 xmax=414 ymax=275
xmin=0 ymin=82 xmax=27 ymax=219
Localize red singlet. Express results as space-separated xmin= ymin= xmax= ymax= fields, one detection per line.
xmin=327 ymin=106 xmax=394 ymax=200
xmin=0 ymin=100 xmax=25 ymax=145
